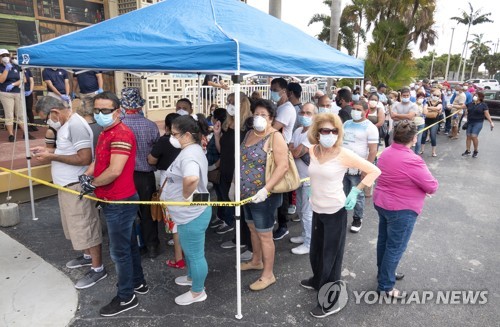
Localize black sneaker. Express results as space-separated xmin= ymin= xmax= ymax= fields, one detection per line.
xmin=300 ymin=278 xmax=315 ymax=290
xmin=209 ymin=217 xmax=224 ymax=229
xmin=8 ymin=135 xmax=14 ymax=142
xmin=216 ymin=222 xmax=234 ymax=235
xmin=273 ymin=226 xmax=289 ymax=240
xmin=472 ymin=151 xmax=478 ymax=158
xmin=350 ymin=218 xmax=362 ymax=233
xmin=99 ymin=294 xmax=138 ymax=317
xmin=310 ymin=304 xmax=342 ymax=318
xmin=461 ymin=150 xmax=471 ymax=156
xmin=134 ymin=282 xmax=149 ymax=295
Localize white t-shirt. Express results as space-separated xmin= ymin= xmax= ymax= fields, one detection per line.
xmin=275 ymin=101 xmax=296 ymax=143
xmin=342 ymin=119 xmax=379 ymax=175
xmin=291 ymin=127 xmax=311 ymax=179
xmin=161 ymin=144 xmax=208 ymax=225
xmin=52 ymin=114 xmax=93 ymax=186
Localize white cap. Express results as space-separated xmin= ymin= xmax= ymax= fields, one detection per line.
xmin=0 ymin=49 xmax=9 ymax=56
xmin=409 ymin=83 xmax=415 ymax=88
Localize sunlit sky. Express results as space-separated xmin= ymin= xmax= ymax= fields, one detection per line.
xmin=246 ymin=0 xmax=500 ymax=59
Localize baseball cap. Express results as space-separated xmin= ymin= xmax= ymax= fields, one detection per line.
xmin=0 ymin=49 xmax=9 ymax=56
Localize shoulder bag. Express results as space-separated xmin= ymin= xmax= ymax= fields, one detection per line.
xmin=151 ymin=178 xmax=167 ymax=222
xmin=265 ymin=132 xmax=301 ymax=193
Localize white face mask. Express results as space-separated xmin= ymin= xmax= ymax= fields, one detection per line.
xmin=401 ymin=97 xmax=410 ymax=103
xmin=352 ymin=94 xmax=360 ymax=102
xmin=318 ymin=107 xmax=331 ymax=114
xmin=226 ymin=104 xmax=235 ymax=116
xmin=369 ymin=100 xmax=378 ymax=108
xmin=1 ymin=57 xmax=10 ymax=65
xmin=169 ymin=135 xmax=181 ymax=148
xmin=177 ymin=109 xmax=189 ymax=116
xmin=351 ymin=110 xmax=363 ymax=121
xmin=11 ymin=59 xmax=18 ymax=65
xmin=47 ymin=118 xmax=61 ymax=131
xmin=473 ymin=96 xmax=478 ymax=102
xmin=253 ymin=115 xmax=267 ymax=132
xmin=319 ymin=133 xmax=337 ymax=148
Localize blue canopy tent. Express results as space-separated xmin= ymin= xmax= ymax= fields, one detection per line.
xmin=17 ymin=0 xmax=364 ymax=319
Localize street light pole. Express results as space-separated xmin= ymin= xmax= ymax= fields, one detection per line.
xmin=430 ymin=51 xmax=435 ymax=80
xmin=445 ymin=27 xmax=455 ymax=81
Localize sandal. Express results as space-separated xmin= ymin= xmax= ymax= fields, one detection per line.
xmin=167 ymin=259 xmax=186 ymax=269
xmin=380 ymin=288 xmax=406 ymax=299
xmin=431 ymin=153 xmax=437 ymax=157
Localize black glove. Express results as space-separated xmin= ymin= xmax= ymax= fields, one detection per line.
xmin=78 ymin=174 xmax=95 ymax=199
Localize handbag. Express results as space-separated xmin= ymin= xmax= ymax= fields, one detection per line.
xmin=426 ymin=111 xmax=439 ymax=119
xmin=462 ymin=121 xmax=468 ymax=130
xmin=265 ymin=132 xmax=301 ymax=193
xmin=151 ymin=178 xmax=168 ymax=222
xmin=378 ymin=123 xmax=388 ymax=139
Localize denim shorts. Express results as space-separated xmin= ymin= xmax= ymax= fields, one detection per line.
xmin=243 ymin=193 xmax=282 ymax=232
xmin=466 ymin=121 xmax=483 ymax=136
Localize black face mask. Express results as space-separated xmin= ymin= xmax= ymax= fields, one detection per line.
xmin=335 ymin=98 xmax=342 ymax=107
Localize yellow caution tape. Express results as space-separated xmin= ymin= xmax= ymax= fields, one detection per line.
xmin=0 ymin=118 xmax=48 ymax=128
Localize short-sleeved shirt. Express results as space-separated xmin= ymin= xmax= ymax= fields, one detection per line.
xmin=87 ymin=121 xmax=103 ymax=154
xmin=467 ymin=102 xmax=489 ymax=123
xmin=343 ymin=119 xmax=379 ymax=174
xmin=338 ymin=105 xmax=353 ymax=123
xmin=42 ymin=68 xmax=68 ymax=94
xmin=24 ymin=69 xmax=32 ymax=91
xmin=94 ymin=122 xmax=137 ymax=200
xmin=150 ymin=134 xmax=181 ymax=170
xmin=122 ymin=114 xmax=160 ymax=172
xmin=52 ymin=114 xmax=93 ymax=186
xmin=74 ymin=70 xmax=101 ymax=94
xmin=203 ymin=74 xmax=220 ymax=86
xmin=291 ymin=127 xmax=311 ymax=179
xmin=162 ymin=144 xmax=208 ymax=225
xmin=275 ymin=101 xmax=296 ymax=143
xmin=0 ymin=64 xmax=21 ymax=93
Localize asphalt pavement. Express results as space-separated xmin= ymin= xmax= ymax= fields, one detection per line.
xmin=1 ymin=125 xmax=499 ymax=327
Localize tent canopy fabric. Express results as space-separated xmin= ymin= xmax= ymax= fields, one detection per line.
xmin=18 ymin=0 xmax=364 ymax=78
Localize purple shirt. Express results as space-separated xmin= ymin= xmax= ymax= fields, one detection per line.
xmin=122 ymin=113 xmax=160 ymax=172
xmin=373 ymin=143 xmax=438 ymax=215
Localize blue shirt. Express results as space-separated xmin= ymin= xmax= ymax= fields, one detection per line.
xmin=0 ymin=65 xmax=21 ymax=93
xmin=465 ymin=91 xmax=473 ymax=105
xmin=25 ymin=69 xmax=32 ymax=90
xmin=42 ymin=68 xmax=68 ymax=94
xmin=74 ymin=70 xmax=101 ymax=93
xmin=122 ymin=113 xmax=160 ymax=172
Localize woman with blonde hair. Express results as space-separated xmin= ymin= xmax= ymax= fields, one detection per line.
xmin=302 ymin=113 xmax=380 ymax=318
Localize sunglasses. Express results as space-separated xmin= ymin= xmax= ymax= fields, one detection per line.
xmin=319 ymin=128 xmax=338 ymax=135
xmin=93 ymin=108 xmax=117 ymax=115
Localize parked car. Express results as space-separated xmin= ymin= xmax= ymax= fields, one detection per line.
xmin=483 ymin=90 xmax=500 ymax=118
xmin=466 ymin=79 xmax=499 ymax=90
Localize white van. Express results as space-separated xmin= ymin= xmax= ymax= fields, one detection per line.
xmin=466 ymin=79 xmax=499 ymax=90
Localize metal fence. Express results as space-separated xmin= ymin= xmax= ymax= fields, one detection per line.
xmin=183 ymin=84 xmax=318 ymax=116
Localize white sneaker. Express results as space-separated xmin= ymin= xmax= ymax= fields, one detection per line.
xmin=240 ymin=250 xmax=253 ymax=261
xmin=175 ymin=275 xmax=192 ymax=286
xmin=175 ymin=290 xmax=207 ymax=306
xmin=287 ymin=205 xmax=297 ymax=215
xmin=290 ymin=236 xmax=304 ymax=244
xmin=291 ymin=244 xmax=310 ymax=255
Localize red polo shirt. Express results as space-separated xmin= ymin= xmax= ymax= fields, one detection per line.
xmin=94 ymin=121 xmax=137 ymax=200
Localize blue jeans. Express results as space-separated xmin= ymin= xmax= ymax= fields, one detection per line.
xmin=244 ymin=193 xmax=282 ymax=233
xmin=343 ymin=174 xmax=365 ymax=219
xmin=421 ymin=123 xmax=438 ymax=147
xmin=177 ymin=207 xmax=211 ymax=293
xmin=466 ymin=121 xmax=483 ymax=136
xmin=375 ymin=205 xmax=417 ymax=292
xmin=414 ymin=124 xmax=424 ymax=154
xmin=102 ymin=193 xmax=145 ymax=300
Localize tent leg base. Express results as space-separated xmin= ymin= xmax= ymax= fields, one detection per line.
xmin=235 ymin=314 xmax=243 ymax=320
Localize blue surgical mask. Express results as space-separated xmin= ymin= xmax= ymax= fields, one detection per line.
xmin=352 ymin=94 xmax=360 ymax=102
xmin=94 ymin=112 xmax=116 ymax=128
xmin=351 ymin=110 xmax=363 ymax=121
xmin=401 ymin=97 xmax=410 ymax=103
xmin=299 ymin=115 xmax=312 ymax=127
xmin=271 ymin=91 xmax=281 ymax=102
xmin=318 ymin=107 xmax=331 ymax=114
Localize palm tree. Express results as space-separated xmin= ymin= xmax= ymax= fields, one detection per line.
xmin=342 ymin=0 xmax=368 ymax=58
xmin=468 ymin=33 xmax=492 ymax=79
xmin=329 ymin=0 xmax=342 ymax=50
xmin=451 ymin=2 xmax=493 ymax=80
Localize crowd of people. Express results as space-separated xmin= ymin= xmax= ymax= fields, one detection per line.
xmin=3 ymin=56 xmax=495 ymax=318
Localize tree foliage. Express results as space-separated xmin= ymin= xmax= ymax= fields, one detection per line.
xmin=484 ymin=53 xmax=500 ymax=77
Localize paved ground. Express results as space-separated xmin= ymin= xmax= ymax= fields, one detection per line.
xmin=1 ymin=125 xmax=499 ymax=326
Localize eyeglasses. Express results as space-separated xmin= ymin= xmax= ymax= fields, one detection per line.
xmin=171 ymin=131 xmax=182 ymax=138
xmin=93 ymin=108 xmax=117 ymax=114
xmin=319 ymin=128 xmax=339 ymax=135
xmin=253 ymin=114 xmax=269 ymax=118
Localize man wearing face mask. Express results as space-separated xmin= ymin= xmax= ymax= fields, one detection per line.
xmin=377 ymin=83 xmax=388 ymax=105
xmin=42 ymin=67 xmax=71 ymax=106
xmin=287 ymin=82 xmax=303 ymax=130
xmin=448 ymin=85 xmax=466 ymax=139
xmin=120 ymin=87 xmax=161 ymax=258
xmin=390 ymin=87 xmax=417 ymax=143
xmin=80 ymin=91 xmax=147 ymax=316
xmin=270 ymin=77 xmax=297 ymax=240
xmin=0 ymin=49 xmax=34 ymax=141
xmin=336 ymin=88 xmax=353 ymax=123
xmin=30 ymin=96 xmax=106 ymax=290
xmin=458 ymin=83 xmax=473 ymax=130
xmin=175 ymin=98 xmax=193 ymax=116
xmin=342 ymin=100 xmax=380 ymax=233
xmin=443 ymin=85 xmax=454 ymax=135
xmin=317 ymin=95 xmax=333 ymax=114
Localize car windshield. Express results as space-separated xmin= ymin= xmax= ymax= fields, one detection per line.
xmin=484 ymin=92 xmax=496 ymax=100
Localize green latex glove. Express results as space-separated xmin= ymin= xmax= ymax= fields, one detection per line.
xmin=345 ymin=187 xmax=362 ymax=210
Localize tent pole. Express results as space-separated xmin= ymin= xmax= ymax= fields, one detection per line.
xmin=197 ymin=73 xmax=202 ymax=114
xmin=19 ymin=66 xmax=38 ymax=221
xmin=233 ymin=76 xmax=243 ymax=320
